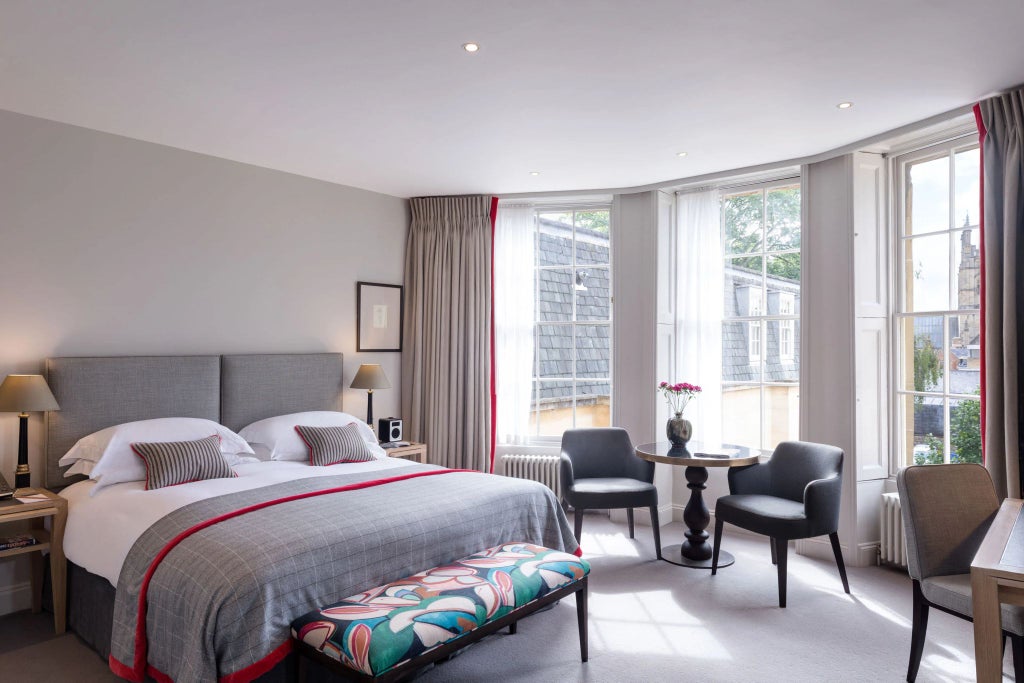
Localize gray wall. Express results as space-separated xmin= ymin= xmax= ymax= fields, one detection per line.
xmin=0 ymin=110 xmax=409 ymax=610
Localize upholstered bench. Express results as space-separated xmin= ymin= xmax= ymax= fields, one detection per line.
xmin=291 ymin=542 xmax=590 ymax=682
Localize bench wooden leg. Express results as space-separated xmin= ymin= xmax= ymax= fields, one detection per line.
xmin=509 ymin=621 xmax=517 ymax=635
xmin=576 ymin=580 xmax=588 ymax=663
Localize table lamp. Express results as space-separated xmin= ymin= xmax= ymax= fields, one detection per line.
xmin=0 ymin=374 xmax=60 ymax=489
xmin=350 ymin=364 xmax=390 ymax=426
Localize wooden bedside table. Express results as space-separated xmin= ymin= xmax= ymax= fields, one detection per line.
xmin=384 ymin=442 xmax=427 ymax=464
xmin=0 ymin=488 xmax=67 ymax=634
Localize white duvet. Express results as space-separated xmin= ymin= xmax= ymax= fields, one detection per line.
xmin=59 ymin=458 xmax=416 ymax=586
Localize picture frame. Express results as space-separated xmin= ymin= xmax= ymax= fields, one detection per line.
xmin=357 ymin=281 xmax=404 ymax=352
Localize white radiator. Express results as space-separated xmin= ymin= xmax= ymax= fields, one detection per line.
xmin=880 ymin=492 xmax=908 ymax=568
xmin=501 ymin=454 xmax=561 ymax=499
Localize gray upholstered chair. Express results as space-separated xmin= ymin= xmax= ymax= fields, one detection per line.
xmin=897 ymin=463 xmax=1023 ymax=682
xmin=711 ymin=440 xmax=849 ymax=608
xmin=559 ymin=428 xmax=661 ymax=558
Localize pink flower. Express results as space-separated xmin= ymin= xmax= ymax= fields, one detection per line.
xmin=659 ymin=381 xmax=668 ymax=388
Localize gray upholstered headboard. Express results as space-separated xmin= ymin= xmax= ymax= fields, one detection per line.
xmin=44 ymin=352 xmax=344 ymax=489
xmin=220 ymin=353 xmax=344 ymax=432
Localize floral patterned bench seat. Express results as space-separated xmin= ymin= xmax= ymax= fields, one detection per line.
xmin=290 ymin=542 xmax=590 ymax=682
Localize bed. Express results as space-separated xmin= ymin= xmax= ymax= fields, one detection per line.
xmin=44 ymin=353 xmax=577 ymax=683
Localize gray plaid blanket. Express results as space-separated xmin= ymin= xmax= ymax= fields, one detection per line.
xmin=109 ymin=465 xmax=578 ymax=682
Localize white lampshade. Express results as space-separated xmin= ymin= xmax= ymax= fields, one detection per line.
xmin=0 ymin=374 xmax=60 ymax=413
xmin=350 ymin=364 xmax=391 ymax=391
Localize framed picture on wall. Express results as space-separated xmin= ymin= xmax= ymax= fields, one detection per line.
xmin=357 ymin=282 xmax=404 ymax=352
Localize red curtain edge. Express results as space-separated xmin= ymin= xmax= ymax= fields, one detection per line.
xmin=973 ymin=103 xmax=987 ymax=463
xmin=489 ymin=196 xmax=499 ymax=473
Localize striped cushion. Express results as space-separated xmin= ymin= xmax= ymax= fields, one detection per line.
xmin=294 ymin=423 xmax=377 ymax=466
xmin=130 ymin=435 xmax=236 ymax=490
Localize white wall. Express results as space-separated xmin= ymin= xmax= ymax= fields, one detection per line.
xmin=612 ymin=191 xmax=672 ymax=524
xmin=0 ymin=109 xmax=409 ymax=612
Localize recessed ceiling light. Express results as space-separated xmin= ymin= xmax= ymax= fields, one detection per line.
xmin=837 ymin=101 xmax=853 ymax=110
xmin=462 ymin=42 xmax=480 ymax=53
xmin=529 ymin=171 xmax=541 ymax=176
xmin=676 ymin=151 xmax=688 ymax=157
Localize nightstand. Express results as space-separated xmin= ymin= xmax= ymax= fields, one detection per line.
xmin=0 ymin=488 xmax=67 ymax=633
xmin=384 ymin=442 xmax=427 ymax=464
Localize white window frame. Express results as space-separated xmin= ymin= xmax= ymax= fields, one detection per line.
xmin=720 ymin=177 xmax=802 ymax=451
xmin=891 ymin=136 xmax=981 ymax=467
xmin=529 ymin=204 xmax=613 ymax=443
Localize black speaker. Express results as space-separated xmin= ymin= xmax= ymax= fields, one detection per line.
xmin=378 ymin=417 xmax=403 ymax=443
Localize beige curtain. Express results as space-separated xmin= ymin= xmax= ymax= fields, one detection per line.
xmin=402 ymin=196 xmax=492 ymax=471
xmin=975 ymin=88 xmax=1024 ymax=499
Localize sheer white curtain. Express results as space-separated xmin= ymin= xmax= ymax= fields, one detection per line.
xmin=676 ymin=190 xmax=724 ymax=445
xmin=494 ymin=203 xmax=535 ymax=445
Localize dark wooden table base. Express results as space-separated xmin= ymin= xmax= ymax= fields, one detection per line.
xmin=661 ymin=544 xmax=735 ymax=569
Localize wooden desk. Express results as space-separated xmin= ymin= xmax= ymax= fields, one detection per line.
xmin=635 ymin=441 xmax=765 ymax=568
xmin=0 ymin=488 xmax=67 ymax=633
xmin=971 ymin=497 xmax=1024 ymax=682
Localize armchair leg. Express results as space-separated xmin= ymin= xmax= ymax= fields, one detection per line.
xmin=574 ymin=508 xmax=584 ymax=544
xmin=1012 ymin=633 xmax=1024 ymax=681
xmin=627 ymin=508 xmax=635 ymax=539
xmin=776 ymin=539 xmax=788 ymax=608
xmin=649 ymin=505 xmax=662 ymax=560
xmin=770 ymin=537 xmax=777 ymax=565
xmin=711 ymin=518 xmax=724 ymax=576
xmin=829 ymin=532 xmax=850 ymax=594
xmin=907 ymin=580 xmax=929 ymax=682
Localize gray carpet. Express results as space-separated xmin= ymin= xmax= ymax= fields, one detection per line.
xmin=0 ymin=514 xmax=1013 ymax=682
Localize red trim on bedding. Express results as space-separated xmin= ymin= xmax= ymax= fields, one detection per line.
xmin=219 ymin=640 xmax=294 ymax=683
xmin=109 ymin=468 xmax=474 ymax=683
xmin=573 ymin=545 xmax=583 ymax=558
xmin=489 ymin=195 xmax=499 ymax=473
xmin=974 ymin=103 xmax=987 ymax=461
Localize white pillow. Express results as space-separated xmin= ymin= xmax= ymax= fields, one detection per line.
xmin=239 ymin=411 xmax=385 ymax=462
xmin=58 ymin=417 xmax=254 ymax=493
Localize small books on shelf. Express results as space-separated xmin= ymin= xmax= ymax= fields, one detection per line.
xmin=0 ymin=534 xmax=38 ymax=552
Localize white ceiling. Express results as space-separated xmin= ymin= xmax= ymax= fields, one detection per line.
xmin=2 ymin=1 xmax=1023 ymax=198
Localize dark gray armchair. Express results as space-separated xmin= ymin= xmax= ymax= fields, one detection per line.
xmin=559 ymin=428 xmax=661 ymax=559
xmin=711 ymin=440 xmax=849 ymax=607
xmin=897 ymin=463 xmax=1023 ymax=682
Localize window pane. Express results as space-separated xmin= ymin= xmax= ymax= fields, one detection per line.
xmin=901 ymin=316 xmax=944 ymax=393
xmin=574 ymin=211 xmax=611 ymax=266
xmin=575 ymin=324 xmax=610 ymax=379
xmin=537 ymin=213 xmax=573 ymax=266
xmin=904 ymin=394 xmax=945 ymax=465
xmin=575 ymin=381 xmax=611 ymax=428
xmin=946 ymin=313 xmax=978 ymax=397
xmin=575 ymin=266 xmax=610 ymax=321
xmin=949 ymin=397 xmax=981 ymax=464
xmin=723 ymin=190 xmax=763 ymax=255
xmin=907 ymin=155 xmax=950 ymax=235
xmin=765 ymin=252 xmax=800 ymax=287
xmin=763 ymin=384 xmax=800 ymax=449
xmin=537 ymin=268 xmax=572 ymax=322
xmin=765 ymin=185 xmax=801 ymax=251
xmin=721 ymin=384 xmax=762 ymax=449
xmin=954 ymin=148 xmax=980 ymax=229
xmin=531 ymin=380 xmax=574 ymax=436
xmin=766 ymin=319 xmax=799 ymax=381
xmin=723 ymin=321 xmax=761 ymax=383
xmin=904 ymin=234 xmax=950 ymax=312
xmin=537 ymin=324 xmax=572 ymax=378
xmin=724 ymin=256 xmax=763 ymax=318
xmin=954 ymin=228 xmax=981 ymax=313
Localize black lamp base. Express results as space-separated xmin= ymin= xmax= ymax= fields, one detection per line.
xmin=366 ymin=390 xmax=374 ymax=426
xmin=15 ymin=414 xmax=30 ymax=489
